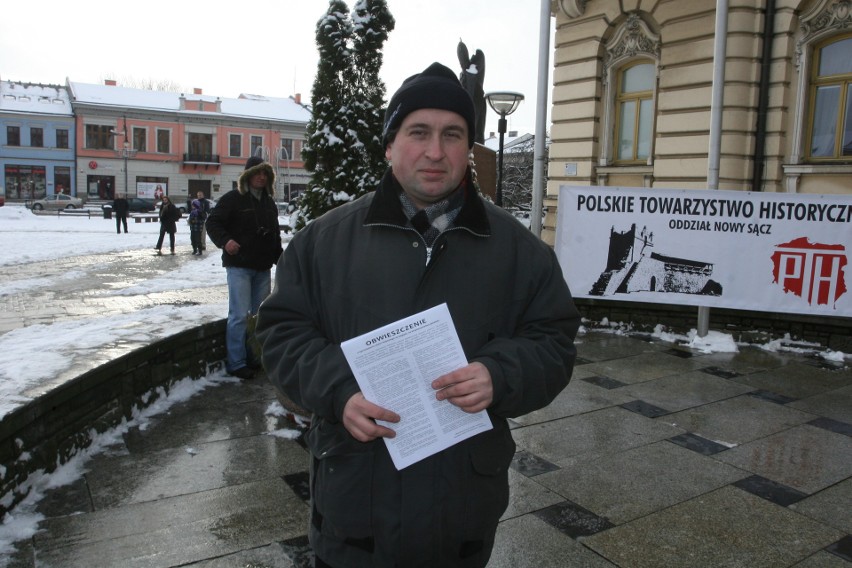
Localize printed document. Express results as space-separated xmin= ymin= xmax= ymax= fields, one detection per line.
xmin=340 ymin=303 xmax=493 ymax=470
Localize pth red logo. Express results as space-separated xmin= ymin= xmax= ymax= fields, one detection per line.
xmin=771 ymin=237 xmax=847 ymax=307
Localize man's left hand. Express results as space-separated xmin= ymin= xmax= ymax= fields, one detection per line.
xmin=431 ymin=362 xmax=493 ymax=413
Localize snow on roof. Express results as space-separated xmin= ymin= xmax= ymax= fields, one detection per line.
xmin=67 ymin=81 xmax=311 ymax=124
xmin=483 ymin=132 xmax=536 ymax=153
xmin=0 ymin=80 xmax=73 ymax=116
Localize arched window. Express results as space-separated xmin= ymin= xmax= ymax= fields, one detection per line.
xmin=598 ymin=12 xmax=660 ymax=174
xmin=806 ymin=34 xmax=852 ymax=160
xmin=614 ymin=62 xmax=655 ymax=163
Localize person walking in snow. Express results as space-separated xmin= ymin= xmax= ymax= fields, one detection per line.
xmin=154 ymin=194 xmax=180 ymax=255
xmin=256 ymin=62 xmax=580 ymax=568
xmin=206 ymin=157 xmax=282 ymax=380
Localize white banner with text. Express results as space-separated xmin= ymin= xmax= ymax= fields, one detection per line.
xmin=555 ymin=186 xmax=852 ymax=317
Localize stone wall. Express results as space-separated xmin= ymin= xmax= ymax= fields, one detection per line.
xmin=0 ymin=320 xmax=226 ymax=519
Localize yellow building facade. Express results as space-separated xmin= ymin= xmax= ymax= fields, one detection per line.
xmin=546 ymin=0 xmax=852 ymax=244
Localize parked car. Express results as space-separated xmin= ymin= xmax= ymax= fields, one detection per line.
xmin=30 ymin=194 xmax=83 ymax=211
xmin=102 ymin=198 xmax=157 ymax=214
xmin=127 ymin=198 xmax=156 ymax=213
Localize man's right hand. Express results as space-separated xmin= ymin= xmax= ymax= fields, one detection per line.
xmin=342 ymin=392 xmax=400 ymax=442
xmin=224 ymin=239 xmax=241 ymax=255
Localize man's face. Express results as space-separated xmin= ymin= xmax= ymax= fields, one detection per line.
xmin=385 ymin=108 xmax=469 ymax=208
xmin=197 ymin=191 xmax=204 ymax=199
xmin=249 ymin=170 xmax=268 ymax=190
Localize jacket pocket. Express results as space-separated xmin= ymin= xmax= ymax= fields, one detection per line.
xmin=307 ymin=419 xmax=375 ymax=539
xmin=464 ymin=425 xmax=515 ymax=534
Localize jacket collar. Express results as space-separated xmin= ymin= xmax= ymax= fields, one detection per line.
xmin=364 ymin=168 xmax=491 ymax=236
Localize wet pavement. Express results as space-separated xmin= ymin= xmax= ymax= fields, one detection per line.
xmin=0 ymin=245 xmax=228 ymax=335
xmin=6 ymin=328 xmax=852 ymax=567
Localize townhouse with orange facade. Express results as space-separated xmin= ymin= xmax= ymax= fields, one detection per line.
xmin=68 ymin=80 xmax=311 ymax=208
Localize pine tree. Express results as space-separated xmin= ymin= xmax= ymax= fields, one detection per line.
xmin=350 ymin=0 xmax=395 ymax=194
xmin=294 ymin=1 xmax=354 ymax=229
xmin=294 ymin=0 xmax=394 ymax=229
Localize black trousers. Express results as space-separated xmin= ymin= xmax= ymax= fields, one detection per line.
xmin=155 ymin=228 xmax=175 ymax=250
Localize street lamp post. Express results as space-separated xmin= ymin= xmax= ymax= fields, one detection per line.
xmin=485 ymin=91 xmax=524 ymax=207
xmin=279 ymin=146 xmax=292 ymax=204
xmin=122 ymin=142 xmax=130 ymax=196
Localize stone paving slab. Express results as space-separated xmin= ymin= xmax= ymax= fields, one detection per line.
xmin=579 ymin=349 xmax=711 ymax=384
xmin=715 ymin=424 xmax=852 ymax=495
xmin=33 ymin=478 xmax=309 ymax=568
xmin=661 ymin=393 xmax=819 ymax=446
xmin=536 ymin=440 xmax=749 ymax=524
xmin=511 ymin=406 xmax=685 ymax=465
xmin=582 ymin=486 xmax=845 ymax=568
xmin=618 ymin=369 xmax=756 ymax=413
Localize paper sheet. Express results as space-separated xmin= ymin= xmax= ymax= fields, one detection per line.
xmin=340 ymin=303 xmax=493 ymax=470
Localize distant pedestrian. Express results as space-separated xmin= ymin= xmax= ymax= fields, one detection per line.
xmin=188 ymin=199 xmax=204 ymax=255
xmin=155 ymin=195 xmax=181 ymax=255
xmin=196 ymin=190 xmax=210 ymax=250
xmin=113 ymin=194 xmax=129 ymax=234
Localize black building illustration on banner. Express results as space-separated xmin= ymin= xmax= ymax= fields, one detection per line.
xmin=589 ymin=224 xmax=723 ymax=297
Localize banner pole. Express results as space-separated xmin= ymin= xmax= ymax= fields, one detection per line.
xmin=698 ymin=0 xmax=729 ymax=337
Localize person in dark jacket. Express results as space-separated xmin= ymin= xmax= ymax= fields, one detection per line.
xmin=187 ymin=199 xmax=204 ymax=255
xmin=206 ymin=157 xmax=282 ymax=379
xmin=196 ymin=190 xmax=210 ymax=250
xmin=154 ymin=195 xmax=181 ymax=255
xmin=112 ymin=193 xmax=130 ymax=234
xmin=256 ymin=62 xmax=580 ymax=568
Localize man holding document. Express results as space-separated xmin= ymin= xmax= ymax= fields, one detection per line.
xmin=257 ymin=62 xmax=580 ymax=568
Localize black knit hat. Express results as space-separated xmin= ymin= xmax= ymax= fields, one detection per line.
xmin=383 ymin=62 xmax=476 ymax=149
xmin=245 ymin=156 xmax=265 ymax=170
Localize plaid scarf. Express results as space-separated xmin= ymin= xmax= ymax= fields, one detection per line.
xmin=399 ymin=184 xmax=466 ymax=247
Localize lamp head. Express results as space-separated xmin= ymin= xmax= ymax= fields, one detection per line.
xmin=485 ymin=91 xmax=524 ymax=116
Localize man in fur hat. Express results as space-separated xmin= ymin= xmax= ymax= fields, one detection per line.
xmin=258 ymin=62 xmax=579 ymax=567
xmin=206 ymin=156 xmax=282 ymax=379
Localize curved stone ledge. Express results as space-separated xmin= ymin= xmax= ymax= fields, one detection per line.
xmin=0 ymin=319 xmax=227 ymax=519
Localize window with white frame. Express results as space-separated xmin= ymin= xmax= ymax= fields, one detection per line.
xmin=600 ymin=12 xmax=660 ymax=168
xmin=806 ymin=34 xmax=852 ymax=160
xmin=614 ymin=62 xmax=655 ymax=163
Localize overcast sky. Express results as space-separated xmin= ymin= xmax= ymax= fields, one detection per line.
xmin=1 ymin=0 xmax=553 ymax=137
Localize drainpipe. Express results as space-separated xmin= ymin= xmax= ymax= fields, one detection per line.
xmin=751 ymin=0 xmax=776 ymax=192
xmin=698 ymin=0 xmax=729 ymax=337
xmin=531 ymin=0 xmax=552 ymax=238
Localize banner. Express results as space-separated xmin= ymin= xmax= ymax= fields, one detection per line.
xmin=137 ymin=182 xmax=167 ymax=199
xmin=555 ymin=186 xmax=852 ymax=317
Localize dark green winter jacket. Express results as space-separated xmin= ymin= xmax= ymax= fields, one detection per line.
xmin=257 ymin=168 xmax=580 ymax=568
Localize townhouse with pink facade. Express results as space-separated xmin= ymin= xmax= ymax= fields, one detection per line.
xmin=68 ymin=80 xmax=311 ymax=208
